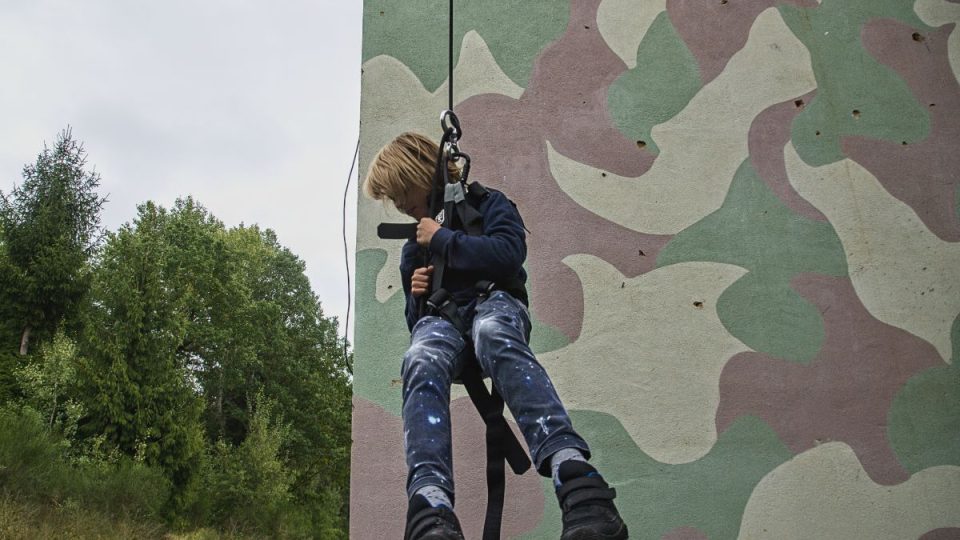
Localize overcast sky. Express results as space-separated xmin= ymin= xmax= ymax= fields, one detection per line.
xmin=0 ymin=1 xmax=362 ymax=341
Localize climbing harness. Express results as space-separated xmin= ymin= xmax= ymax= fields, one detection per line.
xmin=376 ymin=3 xmax=533 ymax=538
xmin=378 ymin=111 xmax=531 ymax=540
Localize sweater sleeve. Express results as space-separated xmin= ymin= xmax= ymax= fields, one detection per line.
xmin=427 ymin=191 xmax=526 ymax=279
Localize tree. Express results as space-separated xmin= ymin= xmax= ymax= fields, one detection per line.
xmin=0 ymin=127 xmax=106 ymax=355
xmin=73 ymin=197 xmax=351 ymax=530
xmin=15 ymin=331 xmax=83 ymax=433
xmin=77 ymin=202 xmax=204 ymax=498
xmin=0 ymin=233 xmax=22 ymax=401
xmin=198 ymin=393 xmax=298 ymax=535
xmin=159 ymin=198 xmax=256 ymax=443
xmin=229 ymin=226 xmax=351 ymax=525
xmin=155 ymin=200 xmax=351 ymax=530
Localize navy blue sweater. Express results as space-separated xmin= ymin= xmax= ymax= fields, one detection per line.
xmin=399 ymin=189 xmax=528 ymax=332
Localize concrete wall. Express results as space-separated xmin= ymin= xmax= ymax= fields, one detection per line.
xmin=352 ymin=1 xmax=960 ymax=538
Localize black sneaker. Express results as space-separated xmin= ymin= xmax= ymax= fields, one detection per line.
xmin=556 ymin=461 xmax=628 ymax=540
xmin=404 ymin=494 xmax=465 ymax=540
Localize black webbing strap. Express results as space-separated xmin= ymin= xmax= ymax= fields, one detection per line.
xmin=424 ymin=105 xmax=530 ymax=538
xmin=429 ymin=185 xmax=459 ymax=299
xmin=459 ymin=361 xmax=531 ymax=540
xmin=426 ymin=181 xmax=532 ymax=540
xmin=425 ymin=272 xmax=533 ymax=540
xmin=455 ymin=186 xmax=485 ymax=236
xmin=426 ymin=289 xmax=467 ymax=334
xmin=415 ymin=127 xmax=457 ymax=319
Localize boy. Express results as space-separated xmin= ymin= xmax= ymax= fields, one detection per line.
xmin=364 ymin=132 xmax=628 ymax=540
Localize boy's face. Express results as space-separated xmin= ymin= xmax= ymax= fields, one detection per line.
xmin=399 ymin=185 xmax=431 ymax=221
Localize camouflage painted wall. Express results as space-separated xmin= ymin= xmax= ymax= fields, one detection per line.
xmin=352 ymin=1 xmax=960 ymax=538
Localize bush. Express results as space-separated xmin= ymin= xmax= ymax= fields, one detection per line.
xmin=0 ymin=405 xmax=170 ymax=522
xmin=0 ymin=351 xmax=21 ymax=404
xmin=0 ymin=405 xmax=61 ymax=497
xmin=190 ymin=395 xmax=310 ymax=538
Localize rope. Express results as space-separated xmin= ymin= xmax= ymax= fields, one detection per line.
xmin=342 ymin=137 xmax=360 ymax=373
xmin=448 ymin=0 xmax=454 ymax=111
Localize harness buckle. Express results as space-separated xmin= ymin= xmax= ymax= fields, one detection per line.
xmin=427 ymin=288 xmax=469 ymax=334
xmin=475 ymin=280 xmax=497 ymax=300
xmin=426 ymin=289 xmax=452 ymax=313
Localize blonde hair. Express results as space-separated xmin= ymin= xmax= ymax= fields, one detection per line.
xmin=363 ymin=132 xmax=461 ymax=210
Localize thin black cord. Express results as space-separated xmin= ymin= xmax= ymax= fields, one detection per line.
xmin=448 ymin=0 xmax=454 ymax=111
xmin=342 ymin=137 xmax=360 ymax=373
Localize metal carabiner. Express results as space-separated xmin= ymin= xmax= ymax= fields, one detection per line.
xmin=451 ymin=150 xmax=471 ymax=183
xmin=443 ymin=140 xmax=460 ymax=164
xmin=440 ymin=109 xmax=461 ymax=143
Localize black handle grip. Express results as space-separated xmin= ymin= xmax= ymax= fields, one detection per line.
xmin=377 ymin=223 xmax=417 ymax=240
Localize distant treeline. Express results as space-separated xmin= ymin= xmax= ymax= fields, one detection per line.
xmin=0 ymin=128 xmax=352 ymax=538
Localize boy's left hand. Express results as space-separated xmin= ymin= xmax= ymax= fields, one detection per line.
xmin=416 ymin=218 xmax=441 ymax=247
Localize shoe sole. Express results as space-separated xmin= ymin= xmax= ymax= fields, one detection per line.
xmin=418 ymin=526 xmax=465 ymax=540
xmin=561 ymin=522 xmax=628 ymax=540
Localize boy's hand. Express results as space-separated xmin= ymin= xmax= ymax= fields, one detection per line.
xmin=411 ymin=265 xmax=434 ymax=297
xmin=416 ymin=218 xmax=441 ymax=247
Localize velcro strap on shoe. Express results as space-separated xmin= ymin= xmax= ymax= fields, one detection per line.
xmin=561 ymin=486 xmax=617 ymax=512
xmin=405 ymin=507 xmax=460 ymax=540
xmin=557 ymin=476 xmax=617 ymax=512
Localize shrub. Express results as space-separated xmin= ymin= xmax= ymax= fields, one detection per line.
xmin=191 ymin=394 xmax=310 ymax=537
xmin=0 ymin=404 xmax=170 ymax=522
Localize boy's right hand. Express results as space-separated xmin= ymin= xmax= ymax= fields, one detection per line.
xmin=411 ymin=265 xmax=434 ymax=297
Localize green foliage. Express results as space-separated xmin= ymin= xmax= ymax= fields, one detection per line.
xmin=62 ymin=198 xmax=351 ymax=533
xmin=0 ymin=127 xmax=106 ymax=355
xmin=77 ymin=201 xmax=205 ymax=497
xmin=0 ymin=133 xmax=350 ymax=537
xmin=0 ymin=237 xmax=24 ymax=358
xmin=0 ymin=405 xmax=59 ymax=492
xmin=0 ymin=352 xmax=21 ymax=405
xmin=192 ymin=394 xmax=303 ymax=537
xmin=153 ymin=200 xmax=351 ymax=528
xmin=0 ymin=405 xmax=170 ymax=521
xmin=14 ymin=331 xmax=84 ymax=442
xmin=0 ymin=493 xmax=167 ymax=540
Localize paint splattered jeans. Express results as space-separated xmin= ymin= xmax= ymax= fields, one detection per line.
xmin=401 ymin=290 xmax=590 ymax=501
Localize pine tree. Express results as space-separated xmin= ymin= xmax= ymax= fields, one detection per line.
xmin=0 ymin=127 xmax=106 ymax=355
